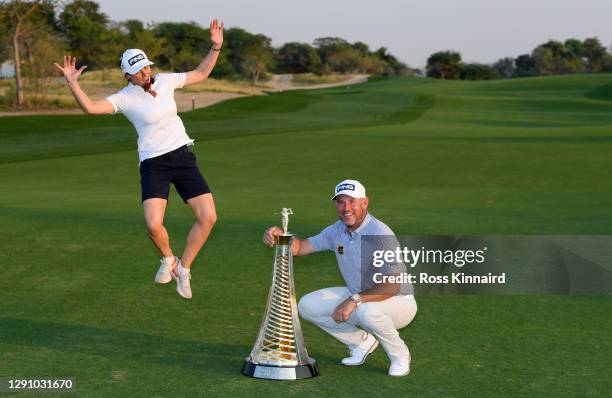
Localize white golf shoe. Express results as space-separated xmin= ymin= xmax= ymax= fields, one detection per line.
xmin=154 ymin=256 xmax=178 ymax=284
xmin=341 ymin=333 xmax=379 ymax=366
xmin=176 ymin=263 xmax=192 ymax=300
xmin=388 ymin=352 xmax=411 ymax=377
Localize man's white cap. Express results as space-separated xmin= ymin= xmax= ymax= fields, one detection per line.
xmin=119 ymin=48 xmax=154 ymax=75
xmin=332 ymin=179 xmax=366 ymax=200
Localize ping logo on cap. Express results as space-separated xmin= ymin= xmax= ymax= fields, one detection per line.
xmin=337 ymin=183 xmax=355 ymax=193
xmin=128 ymin=53 xmax=145 ymax=66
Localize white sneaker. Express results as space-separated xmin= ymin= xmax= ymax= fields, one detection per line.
xmin=154 ymin=256 xmax=178 ymax=284
xmin=388 ymin=351 xmax=411 ymax=377
xmin=176 ymin=263 xmax=192 ymax=299
xmin=341 ymin=333 xmax=379 ymax=366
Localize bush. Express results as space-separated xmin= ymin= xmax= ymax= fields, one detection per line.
xmin=461 ymin=63 xmax=500 ymax=80
xmin=0 ymin=84 xmax=16 ymax=108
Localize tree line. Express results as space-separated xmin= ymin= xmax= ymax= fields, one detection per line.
xmin=1 ymin=0 xmax=408 ymax=106
xmin=425 ymin=37 xmax=611 ymax=80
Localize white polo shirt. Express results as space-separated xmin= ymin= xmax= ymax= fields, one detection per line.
xmin=106 ymin=72 xmax=194 ymax=162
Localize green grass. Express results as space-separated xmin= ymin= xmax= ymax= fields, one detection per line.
xmin=1 ymin=75 xmax=612 ymax=397
xmin=291 ymin=73 xmax=353 ymax=85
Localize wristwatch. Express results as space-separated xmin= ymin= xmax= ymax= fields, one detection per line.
xmin=350 ymin=293 xmax=362 ymax=306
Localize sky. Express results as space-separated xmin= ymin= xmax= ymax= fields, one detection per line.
xmin=95 ymin=0 xmax=612 ymax=68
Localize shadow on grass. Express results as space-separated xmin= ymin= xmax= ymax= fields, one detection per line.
xmin=0 ymin=317 xmax=249 ymax=376
xmin=0 ymin=317 xmax=354 ymax=376
xmin=584 ymin=81 xmax=612 ymax=101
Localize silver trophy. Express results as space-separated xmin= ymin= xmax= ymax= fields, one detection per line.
xmin=242 ymin=208 xmax=319 ymax=380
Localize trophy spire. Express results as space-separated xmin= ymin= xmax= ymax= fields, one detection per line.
xmin=242 ymin=209 xmax=319 ymax=380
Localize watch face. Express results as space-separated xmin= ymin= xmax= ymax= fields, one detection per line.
xmin=352 ymin=294 xmax=361 ymax=301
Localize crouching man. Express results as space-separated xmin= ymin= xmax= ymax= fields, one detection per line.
xmin=263 ymin=179 xmax=417 ymax=376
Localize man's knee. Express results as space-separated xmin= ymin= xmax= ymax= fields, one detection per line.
xmin=298 ymin=293 xmax=318 ymax=321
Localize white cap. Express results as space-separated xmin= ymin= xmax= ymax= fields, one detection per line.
xmin=119 ymin=48 xmax=154 ymax=75
xmin=332 ymin=179 xmax=366 ymax=200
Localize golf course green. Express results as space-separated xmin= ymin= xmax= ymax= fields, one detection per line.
xmin=1 ymin=75 xmax=611 ymax=397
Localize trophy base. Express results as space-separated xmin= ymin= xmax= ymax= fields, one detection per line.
xmin=242 ymin=358 xmax=319 ymax=380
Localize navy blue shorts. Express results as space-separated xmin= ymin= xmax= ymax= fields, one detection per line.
xmin=139 ymin=145 xmax=211 ymax=203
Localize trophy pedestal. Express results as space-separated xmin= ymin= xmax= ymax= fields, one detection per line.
xmin=242 ymin=358 xmax=319 ymax=380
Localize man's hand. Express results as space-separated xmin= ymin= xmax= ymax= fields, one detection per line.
xmin=54 ymin=56 xmax=87 ymax=84
xmin=210 ymin=18 xmax=224 ymax=48
xmin=263 ymin=226 xmax=282 ymax=247
xmin=333 ymin=298 xmax=358 ymax=322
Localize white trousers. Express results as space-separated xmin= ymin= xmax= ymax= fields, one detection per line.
xmin=298 ymin=287 xmax=417 ymax=361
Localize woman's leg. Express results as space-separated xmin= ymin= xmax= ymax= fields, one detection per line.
xmin=143 ymin=198 xmax=172 ymax=257
xmin=181 ymin=193 xmax=217 ymax=268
